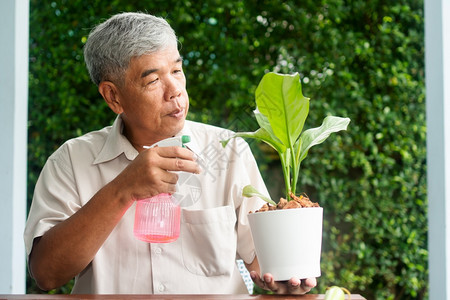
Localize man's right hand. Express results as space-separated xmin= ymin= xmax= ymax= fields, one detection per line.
xmin=114 ymin=146 xmax=201 ymax=204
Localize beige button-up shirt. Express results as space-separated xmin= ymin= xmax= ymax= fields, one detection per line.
xmin=24 ymin=115 xmax=268 ymax=294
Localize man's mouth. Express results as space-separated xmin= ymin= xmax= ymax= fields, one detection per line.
xmin=168 ymin=108 xmax=185 ymax=118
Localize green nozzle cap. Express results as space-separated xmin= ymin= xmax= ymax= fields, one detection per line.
xmin=181 ymin=135 xmax=191 ymax=144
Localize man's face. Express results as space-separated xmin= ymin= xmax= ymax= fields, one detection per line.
xmin=115 ymin=45 xmax=189 ymax=147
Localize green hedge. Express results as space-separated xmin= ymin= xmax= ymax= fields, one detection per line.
xmin=28 ymin=1 xmax=427 ymax=299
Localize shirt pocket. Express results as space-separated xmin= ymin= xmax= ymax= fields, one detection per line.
xmin=181 ymin=206 xmax=237 ymax=276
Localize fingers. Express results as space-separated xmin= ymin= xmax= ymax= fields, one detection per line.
xmin=293 ymin=277 xmax=316 ymax=294
xmin=159 ymin=170 xmax=178 ymax=185
xmin=156 ymin=146 xmax=197 ymax=161
xmin=152 ymin=146 xmax=201 ymax=174
xmin=261 ymin=274 xmax=283 ymax=293
xmin=250 ymin=272 xmax=280 ymax=293
xmin=287 ymin=277 xmax=302 ymax=294
xmin=250 ymin=271 xmax=265 ymax=289
xmin=250 ymin=271 xmax=316 ymax=295
xmin=164 ymin=182 xmax=177 ymax=194
xmin=302 ymin=277 xmax=317 ymax=289
xmin=171 ymin=157 xmax=201 ymax=173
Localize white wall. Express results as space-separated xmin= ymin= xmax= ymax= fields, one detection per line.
xmin=425 ymin=0 xmax=450 ymax=299
xmin=0 ymin=0 xmax=29 ymax=294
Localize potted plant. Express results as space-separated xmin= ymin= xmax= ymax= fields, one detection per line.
xmin=221 ymin=72 xmax=350 ymax=280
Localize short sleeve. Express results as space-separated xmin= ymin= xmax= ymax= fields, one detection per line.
xmin=24 ymin=144 xmax=81 ymax=256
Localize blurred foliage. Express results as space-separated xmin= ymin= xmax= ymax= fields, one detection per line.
xmin=28 ymin=0 xmax=426 ymax=299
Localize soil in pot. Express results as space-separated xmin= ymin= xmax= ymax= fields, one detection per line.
xmin=250 ymin=193 xmax=320 ymax=213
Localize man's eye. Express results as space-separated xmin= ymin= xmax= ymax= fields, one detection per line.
xmin=148 ymin=78 xmax=159 ymax=85
xmin=173 ymin=69 xmax=183 ymax=74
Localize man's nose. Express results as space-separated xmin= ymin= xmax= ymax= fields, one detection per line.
xmin=164 ymin=77 xmax=182 ymax=101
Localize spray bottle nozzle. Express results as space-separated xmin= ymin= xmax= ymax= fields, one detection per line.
xmin=181 ymin=135 xmax=191 ymax=144
xmin=143 ymin=135 xmax=191 ymax=149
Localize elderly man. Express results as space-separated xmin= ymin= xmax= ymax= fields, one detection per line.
xmin=24 ymin=12 xmax=316 ymax=294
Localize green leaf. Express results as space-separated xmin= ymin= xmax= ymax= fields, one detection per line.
xmin=220 ymin=128 xmax=285 ymax=154
xmin=298 ymin=116 xmax=351 ymax=163
xmin=253 ymin=111 xmax=287 ymax=152
xmin=255 ymin=72 xmax=310 ymax=148
xmin=242 ymin=185 xmax=277 ymax=206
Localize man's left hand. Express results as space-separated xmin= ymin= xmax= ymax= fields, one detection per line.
xmin=250 ymin=271 xmax=317 ymax=295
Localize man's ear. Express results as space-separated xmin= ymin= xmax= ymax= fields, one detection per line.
xmin=98 ymin=81 xmax=123 ymax=114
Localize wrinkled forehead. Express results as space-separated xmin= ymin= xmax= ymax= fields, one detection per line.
xmin=124 ymin=45 xmax=182 ymax=80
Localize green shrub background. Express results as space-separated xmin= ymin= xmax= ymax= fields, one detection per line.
xmin=28 ymin=1 xmax=427 ymax=299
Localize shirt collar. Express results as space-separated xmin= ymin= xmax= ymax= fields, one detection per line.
xmin=93 ymin=115 xmax=139 ymax=164
xmin=94 ymin=117 xmax=200 ymax=165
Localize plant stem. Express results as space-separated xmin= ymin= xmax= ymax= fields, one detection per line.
xmin=290 ymin=144 xmax=298 ymax=197
xmin=280 ymin=151 xmax=290 ymax=200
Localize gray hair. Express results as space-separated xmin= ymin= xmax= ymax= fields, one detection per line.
xmin=84 ymin=12 xmax=178 ymax=86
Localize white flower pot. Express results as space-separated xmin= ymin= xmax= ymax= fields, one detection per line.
xmin=247 ymin=207 xmax=323 ymax=281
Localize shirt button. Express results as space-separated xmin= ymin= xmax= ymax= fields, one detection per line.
xmin=154 ymin=247 xmax=162 ymax=254
xmin=157 ymin=283 xmax=165 ymax=292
